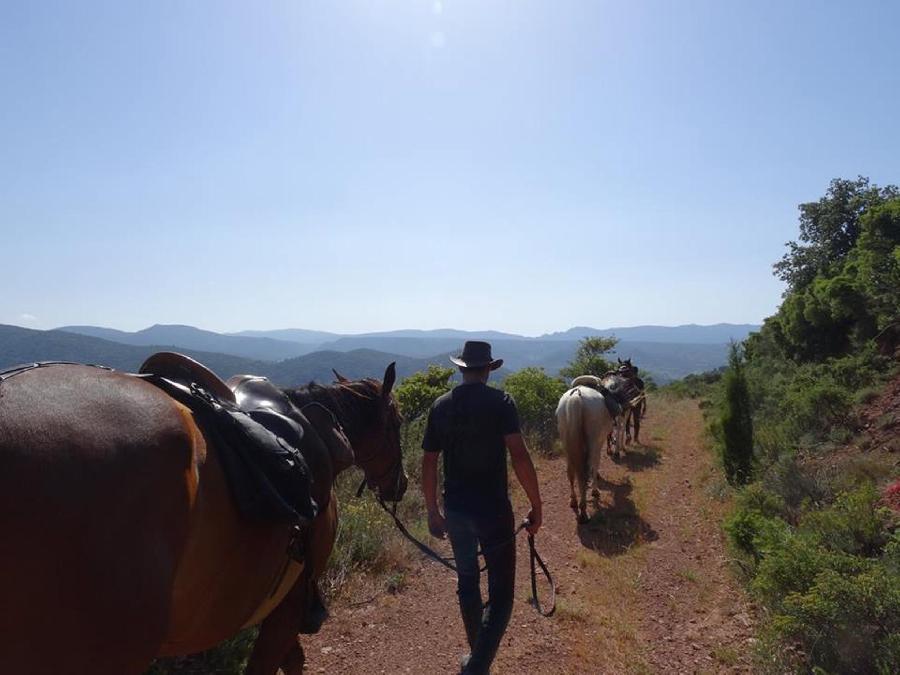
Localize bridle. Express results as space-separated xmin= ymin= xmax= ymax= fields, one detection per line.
xmin=350 ymin=401 xmax=405 ymax=500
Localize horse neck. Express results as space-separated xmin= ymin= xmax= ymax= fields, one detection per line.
xmin=285 ymin=382 xmax=376 ymax=446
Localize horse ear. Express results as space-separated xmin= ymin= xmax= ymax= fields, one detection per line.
xmin=617 ymin=357 xmax=622 ymax=364
xmin=332 ymin=368 xmax=350 ymax=383
xmin=382 ymin=362 xmax=396 ymax=397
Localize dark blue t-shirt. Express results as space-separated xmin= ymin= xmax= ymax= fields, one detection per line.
xmin=422 ymin=383 xmax=520 ymax=515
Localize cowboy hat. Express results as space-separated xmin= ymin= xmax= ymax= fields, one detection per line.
xmin=449 ymin=341 xmax=504 ymax=370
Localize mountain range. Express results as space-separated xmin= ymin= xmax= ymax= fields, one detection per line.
xmin=0 ymin=322 xmax=759 ymax=385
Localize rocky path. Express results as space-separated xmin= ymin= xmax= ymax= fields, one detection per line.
xmin=303 ymin=396 xmax=756 ymax=674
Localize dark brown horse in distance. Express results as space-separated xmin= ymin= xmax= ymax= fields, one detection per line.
xmin=0 ymin=361 xmax=405 ymax=675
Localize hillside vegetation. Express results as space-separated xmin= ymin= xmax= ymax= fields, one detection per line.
xmin=703 ymin=177 xmax=900 ymax=673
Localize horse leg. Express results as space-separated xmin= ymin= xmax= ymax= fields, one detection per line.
xmin=625 ymin=409 xmax=633 ymax=445
xmin=633 ymin=406 xmax=642 ymax=444
xmin=567 ymin=462 xmax=578 ymax=512
xmin=280 ymin=642 xmax=305 ymax=675
xmin=614 ymin=419 xmax=626 ymax=459
xmin=577 ymin=468 xmax=589 ymax=523
xmin=245 ymin=599 xmax=302 ymax=675
xmin=585 ymin=433 xmax=606 ymax=518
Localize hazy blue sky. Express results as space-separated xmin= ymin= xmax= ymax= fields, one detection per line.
xmin=1 ymin=1 xmax=897 ymax=335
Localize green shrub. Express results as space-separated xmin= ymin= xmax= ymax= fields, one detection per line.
xmin=394 ymin=364 xmax=454 ymax=421
xmin=785 ymin=375 xmax=854 ymax=434
xmin=663 ymin=369 xmax=723 ymax=399
xmin=330 ymin=490 xmax=395 ymax=571
xmin=146 ymin=629 xmax=257 ymax=675
xmin=501 ymin=367 xmax=568 ymax=454
xmin=751 ymin=533 xmax=866 ymax=608
xmin=761 ymin=452 xmax=824 ymax=518
xmin=800 ymin=483 xmax=891 ymax=557
xmin=718 ymin=344 xmax=754 ymax=485
xmin=774 ymin=565 xmax=900 ymax=674
xmin=725 ymin=484 xmax=790 ymax=562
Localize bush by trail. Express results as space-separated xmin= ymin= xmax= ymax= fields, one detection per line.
xmin=707 ymin=176 xmax=900 ymax=673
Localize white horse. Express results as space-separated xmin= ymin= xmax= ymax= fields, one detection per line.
xmin=556 ymin=383 xmax=622 ymax=523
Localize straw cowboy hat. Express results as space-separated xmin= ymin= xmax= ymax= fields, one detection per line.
xmin=449 ymin=341 xmax=504 ymax=371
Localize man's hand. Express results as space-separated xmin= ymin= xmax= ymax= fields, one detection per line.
xmin=428 ymin=509 xmax=447 ymax=539
xmin=422 ymin=452 xmax=445 ymax=538
xmin=525 ymin=505 xmax=542 ymax=536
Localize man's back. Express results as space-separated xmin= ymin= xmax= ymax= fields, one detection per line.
xmin=423 ymin=382 xmax=519 ymax=514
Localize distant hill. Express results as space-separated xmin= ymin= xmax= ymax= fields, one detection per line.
xmin=270 ymin=349 xmax=430 ymax=386
xmin=228 ymin=328 xmax=341 ymax=344
xmin=1 ymin=324 xmax=269 ymax=376
xmin=539 ymin=323 xmax=759 ymax=344
xmin=0 ymin=325 xmax=426 ymax=386
xmin=58 ymin=324 xmax=318 ymax=361
xmin=30 ymin=322 xmax=761 ymax=385
xmin=353 ymin=328 xmax=528 ymax=340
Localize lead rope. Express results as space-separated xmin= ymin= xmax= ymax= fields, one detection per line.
xmin=375 ymin=497 xmax=556 ymax=617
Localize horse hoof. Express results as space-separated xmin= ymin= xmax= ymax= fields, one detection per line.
xmin=577 ymin=513 xmax=589 ymax=524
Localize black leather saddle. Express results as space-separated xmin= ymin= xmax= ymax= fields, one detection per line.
xmin=138 ymin=352 xmax=317 ymax=526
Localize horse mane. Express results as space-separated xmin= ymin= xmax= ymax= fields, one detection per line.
xmin=283 ymin=379 xmax=383 ymax=441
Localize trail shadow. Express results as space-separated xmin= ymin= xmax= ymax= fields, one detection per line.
xmin=615 ymin=443 xmax=662 ymax=472
xmin=577 ymin=475 xmax=657 ymax=556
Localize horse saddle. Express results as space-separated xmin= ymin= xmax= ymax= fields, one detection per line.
xmin=570 ymin=374 xmax=623 ymax=417
xmin=138 ymin=352 xmax=318 ymax=528
xmin=228 ymin=374 xmax=355 ymax=492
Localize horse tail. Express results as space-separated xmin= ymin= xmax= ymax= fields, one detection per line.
xmin=559 ymin=387 xmax=588 ymax=477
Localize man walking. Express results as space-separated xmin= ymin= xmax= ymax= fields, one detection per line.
xmin=421 ymin=341 xmax=543 ymax=674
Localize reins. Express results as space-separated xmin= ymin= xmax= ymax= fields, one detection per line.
xmin=373 ymin=496 xmax=556 ymax=617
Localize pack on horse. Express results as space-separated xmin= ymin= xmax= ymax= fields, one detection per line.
xmin=0 ymin=355 xmax=406 ymax=675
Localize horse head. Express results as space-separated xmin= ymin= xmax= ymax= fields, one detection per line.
xmin=617 ymin=358 xmax=637 ymax=378
xmin=354 ymin=362 xmax=408 ymax=503
xmin=287 ymin=363 xmax=408 ymax=504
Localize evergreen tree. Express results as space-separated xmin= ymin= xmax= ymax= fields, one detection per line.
xmin=720 ymin=343 xmax=754 ymax=485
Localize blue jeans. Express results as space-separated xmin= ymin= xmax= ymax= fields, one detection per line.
xmin=445 ymin=505 xmax=516 ymax=675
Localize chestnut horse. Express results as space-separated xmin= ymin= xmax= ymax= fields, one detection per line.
xmin=0 ymin=362 xmax=405 ymax=675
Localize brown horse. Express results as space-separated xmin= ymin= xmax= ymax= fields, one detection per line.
xmin=0 ymin=362 xmax=405 ymax=675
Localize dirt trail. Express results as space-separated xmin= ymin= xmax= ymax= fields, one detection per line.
xmin=303 ymin=396 xmax=756 ymax=674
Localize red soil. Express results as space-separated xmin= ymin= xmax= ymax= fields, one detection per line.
xmin=302 ymin=396 xmax=756 ymax=674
